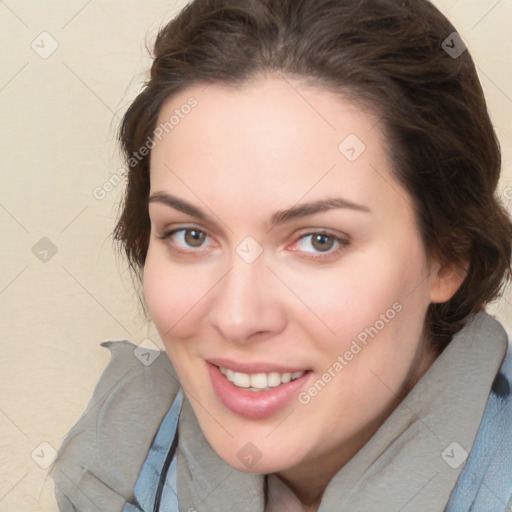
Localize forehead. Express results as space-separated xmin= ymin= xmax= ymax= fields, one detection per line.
xmin=148 ymin=77 xmax=405 ymax=221
xmin=152 ymin=76 xmax=382 ymax=163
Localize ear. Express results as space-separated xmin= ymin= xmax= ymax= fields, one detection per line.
xmin=429 ymin=259 xmax=469 ymax=304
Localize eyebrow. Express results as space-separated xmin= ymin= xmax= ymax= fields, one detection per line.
xmin=148 ymin=192 xmax=371 ymax=228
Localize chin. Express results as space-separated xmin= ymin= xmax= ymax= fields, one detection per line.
xmin=222 ymin=453 xmax=293 ymax=475
xmin=204 ymin=431 xmax=303 ymax=475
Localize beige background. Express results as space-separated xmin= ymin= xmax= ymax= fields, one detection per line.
xmin=0 ymin=1 xmax=511 ymax=510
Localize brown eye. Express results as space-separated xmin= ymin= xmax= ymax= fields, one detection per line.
xmin=310 ymin=233 xmax=335 ymax=252
xmin=183 ymin=229 xmax=206 ymax=247
xmin=158 ymin=228 xmax=212 ymax=252
xmin=292 ymin=231 xmax=349 ymax=260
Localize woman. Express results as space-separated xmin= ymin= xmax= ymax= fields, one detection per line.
xmin=50 ymin=0 xmax=512 ymax=510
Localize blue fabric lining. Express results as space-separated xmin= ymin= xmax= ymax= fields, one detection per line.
xmin=445 ymin=350 xmax=512 ymax=512
xmin=121 ymin=388 xmax=183 ymax=512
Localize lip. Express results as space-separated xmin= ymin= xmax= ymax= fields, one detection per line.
xmin=208 ymin=362 xmax=312 ymax=419
xmin=207 ymin=357 xmax=307 ymax=374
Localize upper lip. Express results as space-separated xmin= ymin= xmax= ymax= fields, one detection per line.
xmin=207 ymin=357 xmax=309 ymax=374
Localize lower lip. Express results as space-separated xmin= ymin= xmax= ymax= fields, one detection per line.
xmin=208 ymin=363 xmax=311 ymax=419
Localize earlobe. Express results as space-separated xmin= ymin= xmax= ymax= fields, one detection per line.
xmin=429 ymin=260 xmax=469 ymax=304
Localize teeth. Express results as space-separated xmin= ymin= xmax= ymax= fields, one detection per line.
xmin=250 ymin=373 xmax=268 ymax=388
xmin=281 ymin=373 xmax=291 ymax=384
xmin=219 ymin=366 xmax=305 ymax=390
xmin=267 ymin=372 xmax=282 ymax=387
xmin=233 ymin=372 xmax=250 ymax=388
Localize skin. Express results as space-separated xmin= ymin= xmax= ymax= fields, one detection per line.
xmin=143 ymin=76 xmax=465 ymax=509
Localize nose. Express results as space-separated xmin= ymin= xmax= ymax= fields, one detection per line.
xmin=208 ymin=253 xmax=287 ymax=345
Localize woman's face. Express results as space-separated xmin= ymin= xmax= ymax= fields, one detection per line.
xmin=144 ymin=77 xmax=455 ymax=478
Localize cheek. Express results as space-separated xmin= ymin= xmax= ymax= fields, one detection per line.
xmin=142 ymin=246 xmax=197 ymax=339
xmin=304 ymin=236 xmax=431 ymax=375
xmin=298 ymin=252 xmax=423 ymax=342
xmin=336 ymin=248 xmax=430 ymax=385
xmin=143 ymin=250 xmax=173 ymax=328
xmin=142 ymin=247 xmax=207 ymax=387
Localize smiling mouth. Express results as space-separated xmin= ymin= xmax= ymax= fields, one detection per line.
xmin=208 ymin=362 xmax=313 ymax=419
xmin=216 ymin=365 xmax=308 ymax=391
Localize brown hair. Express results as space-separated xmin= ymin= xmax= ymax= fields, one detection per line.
xmin=113 ymin=0 xmax=512 ymax=352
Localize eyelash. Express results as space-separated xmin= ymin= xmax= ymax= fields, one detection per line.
xmin=157 ymin=226 xmax=349 ymax=260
